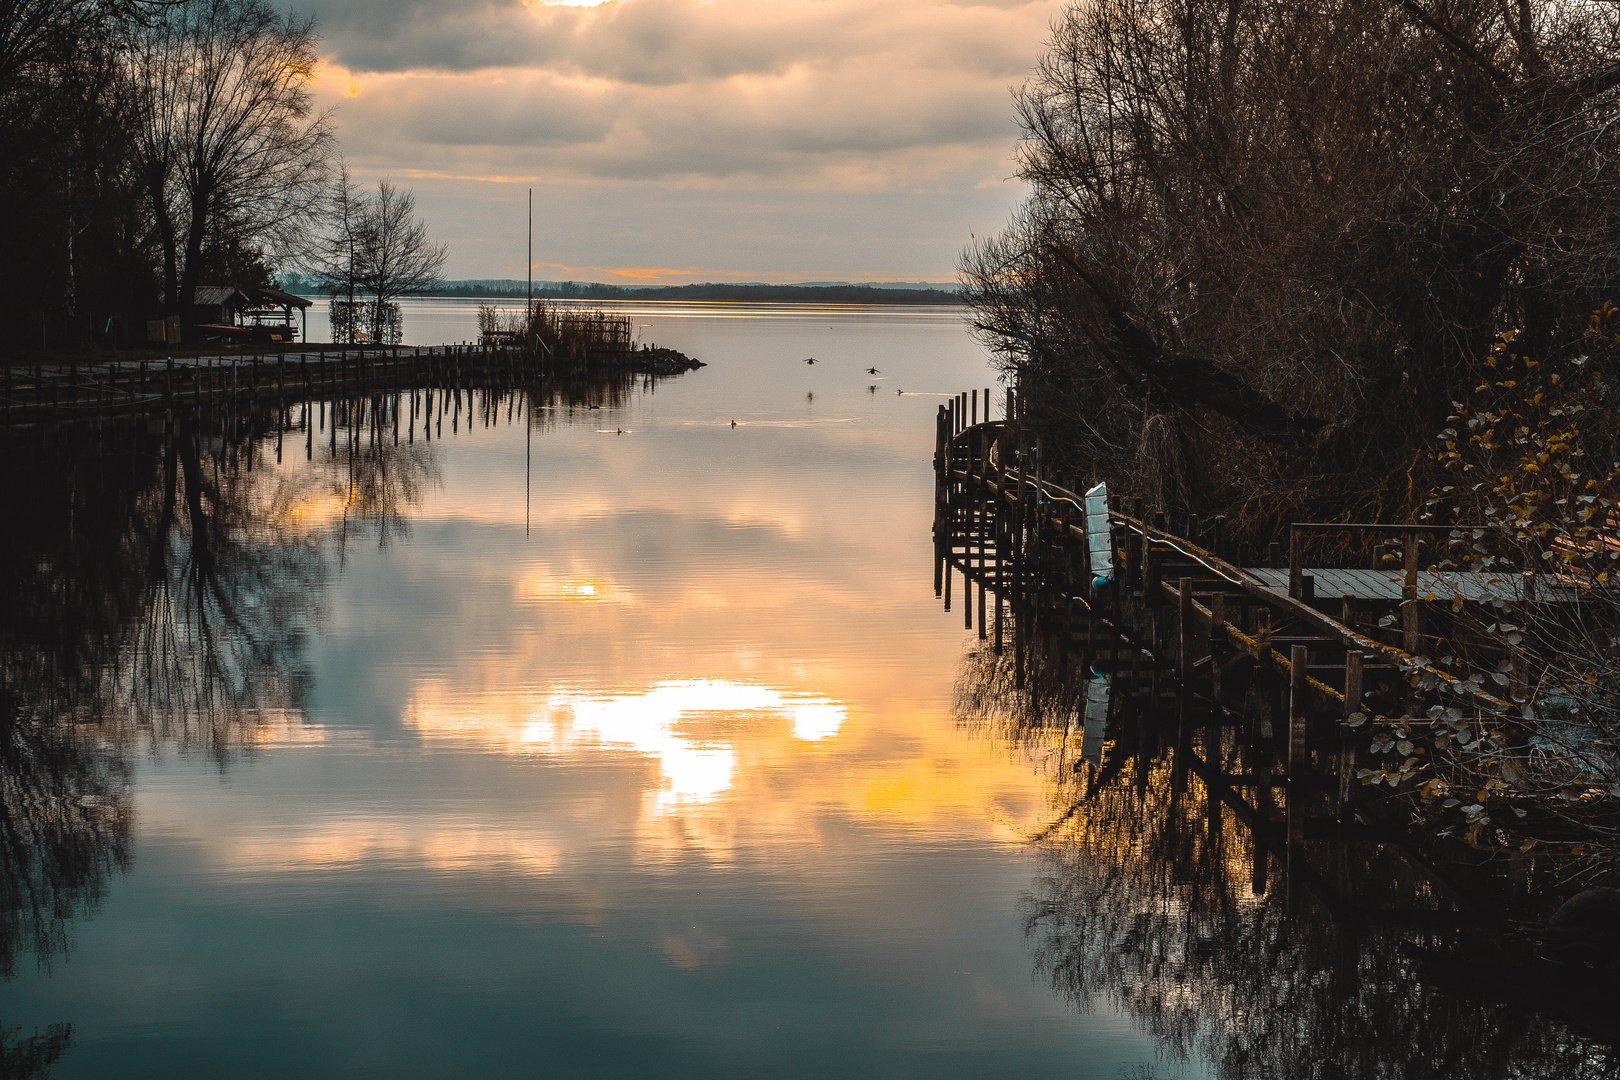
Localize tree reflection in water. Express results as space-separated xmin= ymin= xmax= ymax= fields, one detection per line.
xmin=0 ymin=393 xmax=441 ymax=1070
xmin=955 ymin=639 xmax=1620 ymax=1078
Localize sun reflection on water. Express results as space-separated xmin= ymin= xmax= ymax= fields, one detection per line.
xmin=520 ymin=573 xmax=629 ymax=603
xmin=407 ymin=678 xmax=846 ymax=811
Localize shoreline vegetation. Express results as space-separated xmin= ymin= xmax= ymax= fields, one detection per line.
xmin=477 ymin=300 xmax=702 ymax=376
xmin=963 ymin=0 xmax=1620 ymax=868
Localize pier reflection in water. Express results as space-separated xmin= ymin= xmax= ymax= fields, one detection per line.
xmin=951 ymin=614 xmax=1620 ymax=1078
xmin=1 ymin=307 xmax=1178 ymax=1078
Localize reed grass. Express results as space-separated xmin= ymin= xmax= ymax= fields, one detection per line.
xmin=477 ymin=301 xmax=635 ymax=366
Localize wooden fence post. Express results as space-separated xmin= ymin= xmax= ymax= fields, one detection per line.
xmin=1288 ymin=644 xmax=1310 ymax=845
xmin=1288 ymin=525 xmax=1303 ymax=599
xmin=1340 ymin=651 xmax=1363 ymax=821
xmin=1178 ymin=577 xmax=1194 ymax=676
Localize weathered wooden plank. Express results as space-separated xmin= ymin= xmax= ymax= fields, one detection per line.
xmin=1245 ymin=567 xmax=1548 ymax=603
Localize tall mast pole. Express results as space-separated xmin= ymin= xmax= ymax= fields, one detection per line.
xmin=527 ymin=186 xmax=533 ymax=538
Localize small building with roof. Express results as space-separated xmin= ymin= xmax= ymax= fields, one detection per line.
xmin=189 ymin=285 xmax=312 ymax=342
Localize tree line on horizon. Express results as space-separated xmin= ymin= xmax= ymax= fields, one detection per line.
xmin=275 ymin=276 xmax=962 ymax=305
xmin=0 ymin=0 xmax=445 ymax=352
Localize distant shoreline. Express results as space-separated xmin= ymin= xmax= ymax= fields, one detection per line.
xmin=281 ymin=277 xmax=963 ymax=306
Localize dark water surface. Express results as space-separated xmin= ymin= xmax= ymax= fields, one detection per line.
xmin=1 ymin=306 xmax=1186 ymax=1077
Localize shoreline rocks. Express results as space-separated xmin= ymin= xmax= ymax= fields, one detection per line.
xmin=633 ymin=346 xmax=705 ymax=376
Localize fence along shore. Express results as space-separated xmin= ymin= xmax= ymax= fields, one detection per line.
xmin=934 ymin=386 xmax=1582 ymax=920
xmin=2 ymin=330 xmax=697 ymax=427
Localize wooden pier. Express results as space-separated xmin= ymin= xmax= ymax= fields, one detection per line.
xmin=933 ymin=389 xmax=1557 ymax=920
xmin=0 ymin=339 xmax=690 ymax=426
xmin=0 ymin=345 xmax=530 ymax=425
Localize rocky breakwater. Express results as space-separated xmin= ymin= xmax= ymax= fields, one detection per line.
xmin=632 ymin=346 xmax=705 ymax=376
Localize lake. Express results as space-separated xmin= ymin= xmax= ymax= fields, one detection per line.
xmin=0 ymin=303 xmax=1189 ymax=1078
xmin=8 ymin=300 xmax=1606 ymax=1079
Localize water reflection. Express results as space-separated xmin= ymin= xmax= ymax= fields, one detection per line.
xmin=1 ymin=311 xmax=1163 ymax=1077
xmin=408 ymin=678 xmax=846 ymax=812
xmin=955 ymin=638 xmax=1620 ymax=1077
xmin=2 ymin=405 xmax=438 ymax=749
xmin=0 ymin=699 xmax=129 ymax=977
xmin=0 ymin=399 xmax=444 ymax=972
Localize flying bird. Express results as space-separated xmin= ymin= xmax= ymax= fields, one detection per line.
xmin=804 ymin=357 xmax=817 ymax=365
xmin=868 ymin=385 xmax=877 ymax=393
xmin=866 ymin=367 xmax=880 ymax=375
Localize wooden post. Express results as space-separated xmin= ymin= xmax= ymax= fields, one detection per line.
xmin=1268 ymin=540 xmax=1281 ymax=569
xmin=977 ymin=513 xmax=987 ymax=640
xmin=1288 ymin=525 xmax=1303 ymax=599
xmin=1340 ymin=651 xmax=1363 ymax=821
xmin=1209 ymin=592 xmax=1226 ymax=699
xmin=1288 ymin=644 xmax=1309 ymax=845
xmin=1178 ymin=577 xmax=1194 ymax=676
xmin=934 ymin=406 xmax=946 ymax=598
xmin=1142 ymin=530 xmax=1160 ymax=597
xmin=994 ymin=592 xmax=1004 ymax=655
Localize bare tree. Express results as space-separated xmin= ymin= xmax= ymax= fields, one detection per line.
xmin=963 ymin=0 xmax=1620 ymax=536
xmin=309 ymin=162 xmax=366 ymax=342
xmin=126 ymin=0 xmax=334 ymax=327
xmin=356 ymin=180 xmax=445 ymax=343
xmin=307 ymin=176 xmax=445 ymax=343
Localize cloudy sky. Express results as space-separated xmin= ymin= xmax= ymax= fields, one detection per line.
xmin=297 ymin=0 xmax=1064 ymax=283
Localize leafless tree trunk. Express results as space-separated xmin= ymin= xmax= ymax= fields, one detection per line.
xmin=963 ymin=0 xmax=1620 ymax=536
xmin=359 ymin=181 xmax=445 ymax=343
xmin=125 ymin=0 xmax=333 ymax=324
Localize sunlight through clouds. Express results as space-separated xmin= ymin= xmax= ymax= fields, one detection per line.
xmin=298 ymin=0 xmax=1063 ymax=279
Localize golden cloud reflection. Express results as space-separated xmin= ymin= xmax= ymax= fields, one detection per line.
xmin=408 ymin=678 xmax=846 ymax=811
xmin=520 ymin=573 xmax=629 ymax=603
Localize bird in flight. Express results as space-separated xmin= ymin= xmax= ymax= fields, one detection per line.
xmin=866 ymin=367 xmax=880 ymax=375
xmin=804 ymin=357 xmax=817 ymax=365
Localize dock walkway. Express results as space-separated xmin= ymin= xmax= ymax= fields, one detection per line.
xmin=0 ymin=342 xmax=635 ymax=424
xmin=931 ymin=389 xmax=1552 ymax=923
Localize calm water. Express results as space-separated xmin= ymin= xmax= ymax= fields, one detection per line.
xmin=1 ymin=305 xmax=1190 ymax=1077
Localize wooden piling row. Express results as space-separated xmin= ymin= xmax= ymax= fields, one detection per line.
xmin=0 ymin=342 xmax=576 ymax=426
xmin=933 ymin=393 xmax=1526 ymax=918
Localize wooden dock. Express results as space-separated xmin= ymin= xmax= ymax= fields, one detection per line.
xmin=0 ymin=340 xmax=678 ymax=426
xmin=931 ymin=389 xmax=1555 ymax=918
